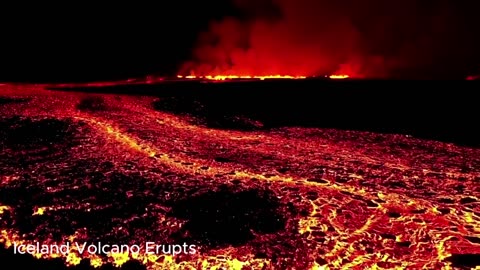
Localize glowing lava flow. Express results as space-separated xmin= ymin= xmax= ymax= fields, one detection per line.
xmin=177 ymin=75 xmax=307 ymax=80
xmin=176 ymin=74 xmax=351 ymax=80
xmin=328 ymin=74 xmax=349 ymax=79
xmin=0 ymin=84 xmax=479 ymax=270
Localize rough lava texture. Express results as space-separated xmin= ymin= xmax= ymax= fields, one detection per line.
xmin=0 ymin=84 xmax=479 ymax=269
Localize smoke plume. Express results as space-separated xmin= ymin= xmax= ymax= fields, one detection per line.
xmin=180 ymin=0 xmax=479 ymax=79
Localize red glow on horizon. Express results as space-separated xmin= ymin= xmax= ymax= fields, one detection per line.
xmin=176 ymin=74 xmax=306 ymax=80
xmin=176 ymin=74 xmax=350 ymax=80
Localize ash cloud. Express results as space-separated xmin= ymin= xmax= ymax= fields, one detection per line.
xmin=180 ymin=0 xmax=480 ymax=79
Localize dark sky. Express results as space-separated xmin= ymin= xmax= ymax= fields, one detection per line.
xmin=1 ymin=1 xmax=479 ymax=82
xmin=0 ymin=2 xmax=238 ymax=82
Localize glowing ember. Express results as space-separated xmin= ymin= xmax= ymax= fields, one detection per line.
xmin=328 ymin=74 xmax=349 ymax=79
xmin=176 ymin=74 xmax=351 ymax=80
xmin=177 ymin=75 xmax=307 ymax=80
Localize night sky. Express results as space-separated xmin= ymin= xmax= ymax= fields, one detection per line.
xmin=1 ymin=1 xmax=480 ymax=82
xmin=0 ymin=2 xmax=237 ymax=82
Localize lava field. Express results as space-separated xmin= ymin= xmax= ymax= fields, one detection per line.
xmin=0 ymin=83 xmax=479 ymax=269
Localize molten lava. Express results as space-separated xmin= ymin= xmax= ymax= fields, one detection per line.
xmin=328 ymin=74 xmax=349 ymax=79
xmin=177 ymin=75 xmax=306 ymax=80
xmin=176 ymin=74 xmax=350 ymax=80
xmin=0 ymin=83 xmax=479 ymax=269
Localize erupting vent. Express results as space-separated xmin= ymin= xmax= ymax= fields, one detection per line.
xmin=176 ymin=74 xmax=349 ymax=80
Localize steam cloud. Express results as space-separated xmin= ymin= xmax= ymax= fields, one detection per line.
xmin=180 ymin=0 xmax=479 ymax=79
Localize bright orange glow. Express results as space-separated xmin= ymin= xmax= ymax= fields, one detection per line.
xmin=328 ymin=74 xmax=349 ymax=79
xmin=177 ymin=74 xmax=352 ymax=80
xmin=177 ymin=75 xmax=307 ymax=80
